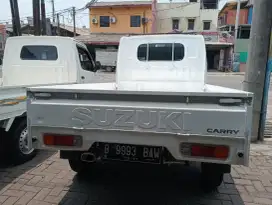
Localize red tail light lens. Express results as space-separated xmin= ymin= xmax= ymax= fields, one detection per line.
xmin=181 ymin=143 xmax=229 ymax=160
xmin=43 ymin=134 xmax=80 ymax=146
xmin=191 ymin=144 xmax=229 ymax=159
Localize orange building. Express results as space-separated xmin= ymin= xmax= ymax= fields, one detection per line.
xmin=88 ymin=1 xmax=154 ymax=34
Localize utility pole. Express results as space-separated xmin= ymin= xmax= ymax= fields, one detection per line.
xmin=9 ymin=0 xmax=21 ymax=36
xmin=243 ymin=0 xmax=272 ymax=141
xmin=51 ymin=0 xmax=55 ymax=23
xmin=33 ymin=0 xmax=41 ymax=35
xmin=72 ymin=7 xmax=76 ymax=37
xmin=13 ymin=0 xmax=21 ymax=36
xmin=232 ymin=0 xmax=241 ymax=72
xmin=234 ymin=0 xmax=241 ymax=41
xmin=56 ymin=13 xmax=60 ymax=36
xmin=9 ymin=0 xmax=16 ymax=36
xmin=41 ymin=0 xmax=47 ymax=35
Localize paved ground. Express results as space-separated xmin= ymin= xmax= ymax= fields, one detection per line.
xmin=1 ymin=72 xmax=272 ymax=205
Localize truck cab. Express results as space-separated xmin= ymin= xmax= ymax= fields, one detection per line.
xmin=1 ymin=36 xmax=97 ymax=87
xmin=116 ymin=34 xmax=207 ymax=91
xmin=0 ymin=36 xmax=98 ymax=164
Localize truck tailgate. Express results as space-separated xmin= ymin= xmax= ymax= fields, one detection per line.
xmin=27 ymin=89 xmax=253 ymax=165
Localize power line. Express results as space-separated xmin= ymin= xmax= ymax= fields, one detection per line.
xmin=0 ymin=7 xmax=74 ymax=24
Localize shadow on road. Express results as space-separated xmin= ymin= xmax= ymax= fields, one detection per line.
xmin=60 ymin=163 xmax=244 ymax=205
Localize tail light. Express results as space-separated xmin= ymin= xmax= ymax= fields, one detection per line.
xmin=181 ymin=143 xmax=229 ymax=160
xmin=43 ymin=134 xmax=82 ymax=147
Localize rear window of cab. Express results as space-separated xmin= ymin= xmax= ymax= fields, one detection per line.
xmin=137 ymin=43 xmax=185 ymax=61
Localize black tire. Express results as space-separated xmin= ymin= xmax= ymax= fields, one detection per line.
xmin=200 ymin=171 xmax=224 ymax=192
xmin=106 ymin=67 xmax=112 ymax=72
xmin=69 ymin=159 xmax=88 ymax=174
xmin=8 ymin=118 xmax=37 ymax=165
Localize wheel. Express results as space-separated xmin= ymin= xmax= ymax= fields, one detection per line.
xmin=200 ymin=170 xmax=224 ymax=192
xmin=69 ymin=159 xmax=88 ymax=174
xmin=106 ymin=67 xmax=112 ymax=72
xmin=8 ymin=118 xmax=37 ymax=165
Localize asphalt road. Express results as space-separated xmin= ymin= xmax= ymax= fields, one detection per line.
xmin=207 ymin=75 xmax=244 ymax=90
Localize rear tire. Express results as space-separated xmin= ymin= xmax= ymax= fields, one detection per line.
xmin=69 ymin=159 xmax=88 ymax=174
xmin=200 ymin=171 xmax=224 ymax=192
xmin=106 ymin=67 xmax=112 ymax=72
xmin=8 ymin=118 xmax=37 ymax=165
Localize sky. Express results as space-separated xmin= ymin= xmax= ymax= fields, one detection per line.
xmin=0 ymin=0 xmax=228 ymax=28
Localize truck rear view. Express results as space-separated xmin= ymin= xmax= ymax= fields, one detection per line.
xmin=27 ymin=34 xmax=253 ymax=191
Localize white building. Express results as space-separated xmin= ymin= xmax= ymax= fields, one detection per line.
xmin=156 ymin=0 xmax=219 ymax=33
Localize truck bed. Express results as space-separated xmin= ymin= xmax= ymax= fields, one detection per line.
xmin=27 ymin=83 xmax=253 ymax=165
xmin=0 ymin=82 xmax=75 ymax=122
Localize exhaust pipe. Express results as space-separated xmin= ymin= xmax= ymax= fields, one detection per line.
xmin=81 ymin=153 xmax=96 ymax=163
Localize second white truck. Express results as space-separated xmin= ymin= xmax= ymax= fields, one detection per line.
xmin=0 ymin=36 xmax=99 ymax=164
xmin=26 ymin=34 xmax=253 ymax=191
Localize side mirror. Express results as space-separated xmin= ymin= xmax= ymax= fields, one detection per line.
xmin=95 ymin=61 xmax=101 ymax=70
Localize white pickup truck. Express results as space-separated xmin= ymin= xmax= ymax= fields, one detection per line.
xmin=0 ymin=36 xmax=98 ymax=164
xmin=26 ymin=34 xmax=253 ymax=191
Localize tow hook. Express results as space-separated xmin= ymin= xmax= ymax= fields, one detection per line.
xmin=237 ymin=152 xmax=244 ymax=158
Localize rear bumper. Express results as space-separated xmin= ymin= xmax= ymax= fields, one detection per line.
xmin=31 ymin=126 xmax=249 ymax=166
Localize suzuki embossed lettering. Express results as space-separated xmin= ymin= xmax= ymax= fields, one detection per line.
xmin=71 ymin=107 xmax=183 ymax=132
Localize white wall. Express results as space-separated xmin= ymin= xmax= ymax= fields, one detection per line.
xmin=200 ymin=9 xmax=218 ymax=30
xmin=156 ymin=2 xmax=218 ymax=33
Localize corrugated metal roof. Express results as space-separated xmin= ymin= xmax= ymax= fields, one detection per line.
xmin=75 ymin=32 xmax=234 ymax=46
xmin=75 ymin=33 xmax=125 ymax=44
xmin=59 ymin=24 xmax=90 ymax=36
xmin=87 ymin=1 xmax=152 ymax=8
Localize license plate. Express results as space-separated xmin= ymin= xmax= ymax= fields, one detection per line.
xmin=97 ymin=143 xmax=162 ymax=164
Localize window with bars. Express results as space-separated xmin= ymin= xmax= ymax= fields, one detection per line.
xmin=100 ymin=16 xmax=110 ymax=27
xmin=172 ymin=19 xmax=179 ymax=30
xmin=203 ymin=21 xmax=211 ymax=30
xmin=187 ymin=19 xmax=195 ymax=30
xmin=130 ymin=16 xmax=141 ymax=27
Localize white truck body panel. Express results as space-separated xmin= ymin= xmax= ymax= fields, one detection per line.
xmin=27 ymin=84 xmax=253 ymax=166
xmin=26 ymin=34 xmax=253 ymax=167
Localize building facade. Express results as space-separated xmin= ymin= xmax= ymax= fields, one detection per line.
xmin=0 ymin=24 xmax=7 ymax=60
xmin=88 ymin=1 xmax=154 ymax=34
xmin=218 ymin=0 xmax=252 ymax=72
xmin=156 ymin=0 xmax=219 ymax=33
xmin=83 ymin=0 xmax=234 ymax=72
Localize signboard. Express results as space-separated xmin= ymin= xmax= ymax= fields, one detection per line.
xmin=201 ymin=32 xmax=218 ymax=42
xmin=203 ymin=34 xmax=218 ymax=42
